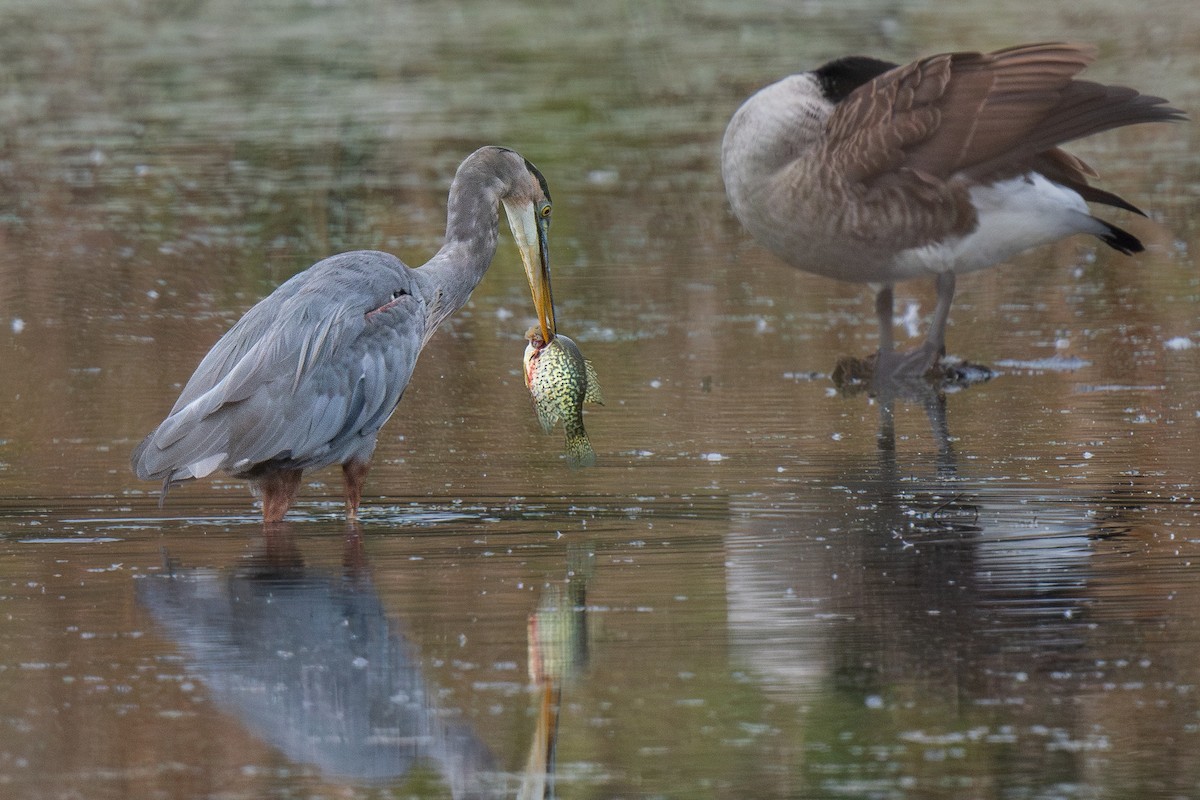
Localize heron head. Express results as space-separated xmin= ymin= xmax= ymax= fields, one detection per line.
xmin=500 ymin=154 xmax=556 ymax=343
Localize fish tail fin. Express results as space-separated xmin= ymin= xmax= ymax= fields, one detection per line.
xmin=564 ymin=425 xmax=596 ymax=468
xmin=584 ymin=361 xmax=604 ymax=405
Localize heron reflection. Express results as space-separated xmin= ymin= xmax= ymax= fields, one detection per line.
xmin=137 ymin=533 xmax=596 ymax=798
xmin=136 ymin=531 xmax=501 ymax=797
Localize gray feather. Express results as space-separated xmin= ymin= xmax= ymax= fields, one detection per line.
xmin=132 ymin=251 xmax=428 ymax=484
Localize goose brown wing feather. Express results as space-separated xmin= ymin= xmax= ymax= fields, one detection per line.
xmin=826 ymin=42 xmax=1183 ymax=189
xmin=824 ymin=43 xmax=1097 ymax=186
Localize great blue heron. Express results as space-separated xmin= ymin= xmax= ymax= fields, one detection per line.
xmin=722 ymin=42 xmax=1184 ymax=383
xmin=131 ymin=146 xmax=556 ymax=523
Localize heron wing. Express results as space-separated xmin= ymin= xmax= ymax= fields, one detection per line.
xmin=133 ymin=256 xmax=428 ymax=483
xmin=167 ymin=269 xmax=314 ymax=414
xmin=227 ymin=289 xmax=426 ymax=474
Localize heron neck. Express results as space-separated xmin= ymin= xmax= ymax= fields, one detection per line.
xmin=418 ymin=176 xmax=503 ymax=332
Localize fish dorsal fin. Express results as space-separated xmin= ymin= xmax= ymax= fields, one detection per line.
xmin=584 ymin=361 xmax=604 ymax=405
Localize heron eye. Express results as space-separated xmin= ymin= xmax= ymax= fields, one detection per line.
xmin=540 ymin=204 xmax=552 ymax=219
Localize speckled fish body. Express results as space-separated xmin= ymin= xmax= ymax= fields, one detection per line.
xmin=524 ymin=330 xmax=603 ymax=467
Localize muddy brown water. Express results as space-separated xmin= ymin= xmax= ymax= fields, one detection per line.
xmin=2 ymin=1 xmax=1199 ymax=797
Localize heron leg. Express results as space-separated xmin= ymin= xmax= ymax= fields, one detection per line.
xmin=342 ymin=460 xmax=372 ymax=520
xmin=260 ymin=468 xmax=303 ymax=523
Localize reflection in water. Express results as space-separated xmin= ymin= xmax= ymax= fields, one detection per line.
xmin=720 ymin=402 xmax=1123 ymax=791
xmin=137 ymin=530 xmax=598 ymax=798
xmin=519 ymin=547 xmax=592 ymax=800
xmin=722 ymin=396 xmax=1200 ymax=792
xmin=726 ymin=400 xmax=1100 ymax=701
xmin=873 ymin=379 xmax=957 ymax=477
xmin=135 ymin=530 xmax=501 ymax=797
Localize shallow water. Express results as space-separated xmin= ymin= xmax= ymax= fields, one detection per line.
xmin=3 ymin=1 xmax=1200 ymax=798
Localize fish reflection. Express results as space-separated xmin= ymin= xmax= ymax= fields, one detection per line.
xmin=136 ymin=531 xmax=501 ymax=797
xmin=517 ymin=546 xmax=592 ymax=800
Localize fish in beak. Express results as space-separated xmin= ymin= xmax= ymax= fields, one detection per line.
xmin=523 ymin=327 xmax=603 ymax=467
xmin=503 ymin=198 xmax=556 ymax=343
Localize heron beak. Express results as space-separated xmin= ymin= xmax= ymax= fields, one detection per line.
xmin=503 ymin=198 xmax=556 ymax=342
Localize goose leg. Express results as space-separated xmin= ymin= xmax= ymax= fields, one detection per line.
xmin=924 ymin=271 xmax=956 ymax=358
xmin=874 ymin=283 xmax=896 ymax=356
xmin=874 ymin=272 xmax=955 ymax=382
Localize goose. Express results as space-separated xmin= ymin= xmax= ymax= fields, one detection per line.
xmin=722 ymin=42 xmax=1184 ymax=383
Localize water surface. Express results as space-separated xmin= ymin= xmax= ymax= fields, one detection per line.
xmin=2 ymin=1 xmax=1199 ymax=797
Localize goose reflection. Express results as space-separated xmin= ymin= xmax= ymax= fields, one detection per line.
xmin=725 ymin=429 xmax=1104 ymax=703
xmin=722 ymin=444 xmax=1198 ymax=794
xmin=871 ymin=378 xmax=957 ymax=478
xmin=135 ymin=531 xmax=501 ymax=798
xmin=834 ymin=363 xmax=962 ymax=483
